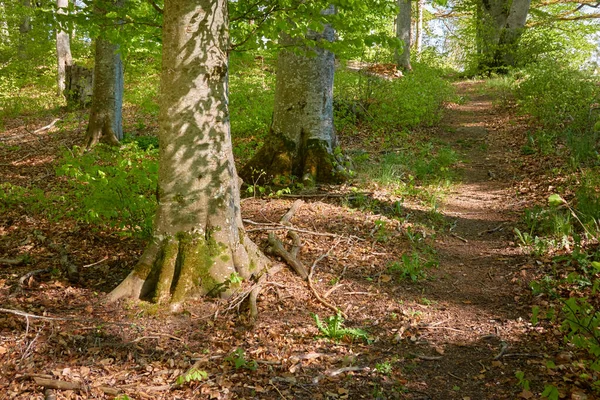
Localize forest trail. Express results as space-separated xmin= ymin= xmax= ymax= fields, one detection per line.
xmin=0 ymin=80 xmax=565 ymax=400
xmin=401 ymin=81 xmax=541 ymax=399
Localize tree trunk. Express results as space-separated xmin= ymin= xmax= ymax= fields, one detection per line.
xmin=476 ymin=0 xmax=530 ymax=73
xmin=106 ymin=0 xmax=270 ymax=310
xmin=415 ymin=0 xmax=423 ymax=54
xmin=56 ymin=0 xmax=72 ymax=97
xmin=240 ymin=8 xmax=348 ymax=187
xmin=395 ymin=0 xmax=412 ymax=71
xmin=497 ymin=0 xmax=531 ymax=68
xmin=85 ymin=37 xmax=123 ymax=147
xmin=18 ymin=0 xmax=31 ymax=59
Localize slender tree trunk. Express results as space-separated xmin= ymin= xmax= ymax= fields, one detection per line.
xmin=415 ymin=0 xmax=423 ymax=54
xmin=18 ymin=0 xmax=31 ymax=59
xmin=56 ymin=0 xmax=73 ymax=96
xmin=85 ymin=36 xmax=123 ymax=147
xmin=395 ymin=0 xmax=412 ymax=71
xmin=240 ymin=7 xmax=348 ymax=187
xmin=107 ymin=0 xmax=269 ymax=310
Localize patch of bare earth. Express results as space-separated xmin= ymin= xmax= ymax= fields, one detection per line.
xmin=0 ymin=82 xmax=581 ymax=400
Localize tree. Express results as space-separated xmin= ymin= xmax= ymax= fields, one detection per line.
xmin=85 ymin=1 xmax=124 ymax=147
xmin=415 ymin=0 xmax=424 ymax=54
xmin=396 ymin=0 xmax=412 ymax=71
xmin=56 ymin=0 xmax=72 ymax=96
xmin=107 ymin=0 xmax=269 ymax=310
xmin=240 ymin=6 xmax=349 ymax=187
xmin=475 ymin=0 xmax=531 ymax=72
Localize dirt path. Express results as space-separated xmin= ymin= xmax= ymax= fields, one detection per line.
xmin=399 ymin=81 xmax=541 ymax=399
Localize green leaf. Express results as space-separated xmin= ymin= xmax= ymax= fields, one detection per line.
xmin=548 ymin=194 xmax=565 ymax=207
xmin=541 ymin=384 xmax=559 ymax=400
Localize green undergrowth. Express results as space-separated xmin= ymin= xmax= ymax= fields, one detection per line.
xmin=334 ymin=62 xmax=454 ymax=133
xmin=517 ymin=192 xmax=600 ymax=393
xmin=56 ymin=143 xmax=158 ymax=237
xmin=2 ymin=143 xmax=158 ymax=238
xmin=229 ymin=52 xmax=276 ymax=164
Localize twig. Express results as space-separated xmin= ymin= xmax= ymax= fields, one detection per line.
xmin=478 ymin=223 xmax=507 ymax=236
xmin=33 ymin=118 xmax=61 ymax=134
xmin=131 ymin=333 xmax=183 ymax=343
xmin=448 ymin=372 xmax=465 ymax=382
xmin=493 ymin=341 xmax=509 ymax=360
xmin=270 ymin=382 xmax=288 ymax=399
xmin=412 ymin=354 xmax=443 ymax=361
xmin=82 ymin=257 xmax=108 ymax=268
xmin=0 ymin=308 xmax=67 ymax=321
xmin=19 ymin=268 xmax=51 ymax=286
xmin=307 ymin=240 xmax=347 ymax=318
xmin=450 ymin=233 xmax=468 ymax=243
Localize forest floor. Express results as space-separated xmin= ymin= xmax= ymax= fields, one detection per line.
xmin=0 ymin=81 xmax=594 ymax=399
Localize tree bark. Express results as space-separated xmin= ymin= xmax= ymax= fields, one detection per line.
xmin=476 ymin=0 xmax=531 ymax=73
xmin=56 ymin=0 xmax=73 ymax=96
xmin=415 ymin=0 xmax=424 ymax=54
xmin=395 ymin=0 xmax=412 ymax=71
xmin=85 ymin=36 xmax=123 ymax=147
xmin=106 ymin=0 xmax=270 ymax=310
xmin=240 ymin=7 xmax=348 ymax=187
xmin=18 ymin=0 xmax=31 ymax=59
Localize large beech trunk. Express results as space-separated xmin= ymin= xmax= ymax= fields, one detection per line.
xmin=476 ymin=0 xmax=531 ymax=73
xmin=395 ymin=0 xmax=412 ymax=71
xmin=107 ymin=0 xmax=269 ymax=310
xmin=56 ymin=0 xmax=72 ymax=96
xmin=85 ymin=36 xmax=123 ymax=147
xmin=240 ymin=9 xmax=348 ymax=187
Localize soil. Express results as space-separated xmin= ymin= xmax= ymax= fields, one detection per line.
xmin=0 ymin=81 xmax=591 ymax=399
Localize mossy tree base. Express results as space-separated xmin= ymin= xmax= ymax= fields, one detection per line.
xmin=106 ymin=230 xmax=268 ymax=311
xmin=240 ymin=135 xmax=350 ymax=187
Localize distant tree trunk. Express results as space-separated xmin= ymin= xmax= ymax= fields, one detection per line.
xmin=18 ymin=0 xmax=31 ymax=59
xmin=415 ymin=0 xmax=424 ymax=54
xmin=476 ymin=0 xmax=530 ymax=73
xmin=85 ymin=36 xmax=123 ymax=147
xmin=395 ymin=0 xmax=412 ymax=71
xmin=240 ymin=6 xmax=348 ymax=187
xmin=107 ymin=0 xmax=269 ymax=310
xmin=56 ymin=0 xmax=73 ymax=96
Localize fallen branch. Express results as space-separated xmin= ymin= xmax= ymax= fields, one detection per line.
xmin=313 ymin=366 xmax=370 ymax=384
xmin=33 ymin=377 xmax=119 ymax=395
xmin=267 ymin=234 xmax=308 ymax=279
xmin=307 ymin=240 xmax=347 ymax=318
xmin=450 ymin=233 xmax=468 ymax=243
xmin=33 ymin=118 xmax=61 ymax=134
xmin=19 ymin=268 xmax=51 ymax=286
xmin=0 ymin=257 xmax=26 ymax=266
xmin=0 ymin=308 xmax=67 ymax=321
xmin=493 ymin=341 xmax=509 ymax=360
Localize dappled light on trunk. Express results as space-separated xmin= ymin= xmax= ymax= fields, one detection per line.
xmin=106 ymin=0 xmax=269 ymax=310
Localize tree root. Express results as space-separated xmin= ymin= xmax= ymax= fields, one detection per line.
xmin=265 ymin=200 xmax=346 ymax=317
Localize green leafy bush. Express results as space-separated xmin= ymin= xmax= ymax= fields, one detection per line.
xmin=515 ymin=62 xmax=600 ymax=138
xmin=334 ymin=63 xmax=453 ymax=133
xmin=56 ymin=143 xmax=158 ymax=237
xmin=229 ymin=53 xmax=275 ymax=164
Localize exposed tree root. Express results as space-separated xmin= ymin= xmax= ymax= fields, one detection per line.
xmin=264 ymin=200 xmax=346 ymax=317
xmin=106 ymin=230 xmax=270 ymax=311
